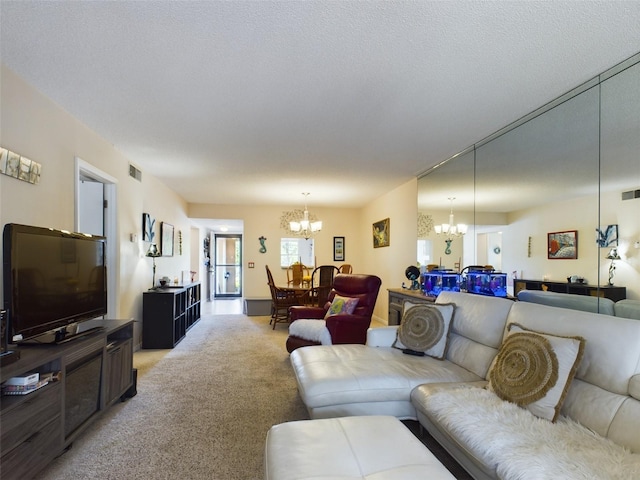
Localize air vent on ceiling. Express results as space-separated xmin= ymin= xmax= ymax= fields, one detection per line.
xmin=129 ymin=164 xmax=142 ymax=182
xmin=621 ymin=189 xmax=640 ymax=201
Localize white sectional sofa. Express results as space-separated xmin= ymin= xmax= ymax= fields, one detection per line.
xmin=289 ymin=291 xmax=640 ymax=479
xmin=290 ymin=292 xmax=512 ymax=420
xmin=516 ymin=289 xmax=640 ymax=320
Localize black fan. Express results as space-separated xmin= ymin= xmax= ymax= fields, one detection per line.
xmin=405 ymin=266 xmax=421 ymax=290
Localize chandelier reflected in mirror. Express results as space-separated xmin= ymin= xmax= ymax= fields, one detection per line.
xmin=434 ymin=197 xmax=467 ymax=254
xmin=280 ymin=193 xmax=322 ymax=240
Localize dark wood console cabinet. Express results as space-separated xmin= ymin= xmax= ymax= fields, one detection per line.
xmin=0 ymin=319 xmax=134 ymax=480
xmin=388 ymin=288 xmax=435 ymax=325
xmin=142 ymin=282 xmax=201 ymax=349
xmin=513 ymin=279 xmax=626 ymax=302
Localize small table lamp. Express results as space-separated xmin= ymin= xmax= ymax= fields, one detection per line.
xmin=146 ymin=243 xmax=161 ymax=288
xmin=606 ymin=247 xmax=621 ymax=286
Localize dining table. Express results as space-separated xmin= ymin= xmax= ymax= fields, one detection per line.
xmin=277 ymin=284 xmax=312 ymax=305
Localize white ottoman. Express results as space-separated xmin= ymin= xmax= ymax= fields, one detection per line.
xmin=265 ymin=415 xmax=456 ymax=480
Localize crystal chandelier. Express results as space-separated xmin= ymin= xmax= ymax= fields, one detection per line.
xmin=434 ymin=197 xmax=467 ymax=254
xmin=289 ymin=193 xmax=322 ymax=240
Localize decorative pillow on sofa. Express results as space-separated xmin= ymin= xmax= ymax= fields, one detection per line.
xmin=324 ymin=295 xmax=359 ymax=319
xmin=392 ymin=302 xmax=455 ymax=360
xmin=488 ymin=323 xmax=585 ymax=422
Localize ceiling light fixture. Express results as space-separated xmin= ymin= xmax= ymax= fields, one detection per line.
xmin=434 ymin=197 xmax=467 ymax=254
xmin=288 ymin=193 xmax=322 ymax=240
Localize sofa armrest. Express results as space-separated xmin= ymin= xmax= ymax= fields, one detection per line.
xmin=290 ymin=305 xmax=325 ymax=321
xmin=325 ymin=314 xmax=371 ymax=345
xmin=366 ymin=326 xmax=399 ymax=347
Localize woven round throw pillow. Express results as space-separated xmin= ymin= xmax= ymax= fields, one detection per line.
xmin=397 ymin=305 xmax=445 ymax=351
xmin=489 ymin=332 xmax=559 ymax=406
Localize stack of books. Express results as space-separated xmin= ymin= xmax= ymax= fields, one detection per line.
xmin=2 ymin=372 xmax=52 ymax=396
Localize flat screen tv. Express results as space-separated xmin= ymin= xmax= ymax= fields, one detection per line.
xmin=2 ymin=223 xmax=107 ymax=342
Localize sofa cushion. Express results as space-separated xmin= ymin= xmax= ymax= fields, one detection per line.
xmin=614 ymin=299 xmax=640 ymax=320
xmin=435 ymin=291 xmax=514 ymax=379
xmin=290 ymin=344 xmax=483 ymax=419
xmin=324 ymin=294 xmax=359 ymax=319
xmin=517 ymin=289 xmax=615 ymax=315
xmin=488 ymin=323 xmax=585 ymax=422
xmin=392 ymin=302 xmax=454 ymax=359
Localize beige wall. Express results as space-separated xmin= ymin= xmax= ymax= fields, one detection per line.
xmin=1 ymin=64 xmax=419 ymax=347
xmin=360 ymin=178 xmax=418 ymax=324
xmin=5 ymin=60 xmax=635 ymax=354
xmin=188 ymin=203 xmax=363 ymax=298
xmin=1 ymin=65 xmax=192 ymax=347
xmin=505 ymin=191 xmax=639 ymax=299
xmin=189 ymin=180 xmax=418 ymax=325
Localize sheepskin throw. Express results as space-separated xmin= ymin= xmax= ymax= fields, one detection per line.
xmin=422 ymin=387 xmax=640 ymax=480
xmin=288 ymin=319 xmax=332 ymax=345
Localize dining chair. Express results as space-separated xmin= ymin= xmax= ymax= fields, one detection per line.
xmin=308 ymin=265 xmax=340 ymax=307
xmin=338 ymin=264 xmax=353 ymax=274
xmin=287 ymin=263 xmax=311 ymax=287
xmin=266 ymin=265 xmax=306 ymax=329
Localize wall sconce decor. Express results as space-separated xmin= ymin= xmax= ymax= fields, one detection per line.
xmin=417 ymin=212 xmax=433 ymax=237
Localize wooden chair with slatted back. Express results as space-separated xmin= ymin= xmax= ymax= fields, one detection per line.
xmin=308 ymin=265 xmax=340 ymax=307
xmin=266 ymin=265 xmax=304 ymax=329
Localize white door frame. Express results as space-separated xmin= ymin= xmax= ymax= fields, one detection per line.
xmin=74 ymin=157 xmax=118 ymax=319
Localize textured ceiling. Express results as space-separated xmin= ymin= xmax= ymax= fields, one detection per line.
xmin=1 ymin=1 xmax=640 ymax=209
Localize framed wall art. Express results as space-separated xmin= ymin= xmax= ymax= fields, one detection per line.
xmin=142 ymin=213 xmax=156 ymax=242
xmin=161 ymin=222 xmax=174 ymax=257
xmin=596 ymin=224 xmax=618 ymax=248
xmin=373 ymin=218 xmax=390 ymax=248
xmin=333 ymin=236 xmax=345 ymax=261
xmin=0 ymin=146 xmax=42 ymax=184
xmin=547 ymin=230 xmax=578 ymax=259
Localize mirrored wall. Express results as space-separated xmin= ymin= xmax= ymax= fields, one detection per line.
xmin=418 ymin=52 xmax=640 ymax=303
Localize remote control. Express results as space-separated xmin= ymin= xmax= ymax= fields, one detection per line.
xmin=402 ymin=349 xmax=425 ymax=357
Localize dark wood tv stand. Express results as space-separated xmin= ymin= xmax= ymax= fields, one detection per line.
xmin=0 ymin=319 xmax=134 ymax=480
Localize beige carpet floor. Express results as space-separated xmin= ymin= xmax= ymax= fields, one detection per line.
xmin=34 ymin=313 xmax=308 ymax=480
xmin=32 ymin=311 xmax=470 ymax=480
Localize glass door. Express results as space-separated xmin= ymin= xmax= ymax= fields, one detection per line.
xmin=214 ymin=234 xmax=242 ymax=297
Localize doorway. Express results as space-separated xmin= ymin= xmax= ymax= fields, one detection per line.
xmin=74 ymin=157 xmax=118 ymax=318
xmin=214 ymin=234 xmax=242 ymax=298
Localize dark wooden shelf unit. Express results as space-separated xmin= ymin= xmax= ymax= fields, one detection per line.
xmin=142 ymin=282 xmax=201 ymax=349
xmin=513 ymin=279 xmax=626 ymax=302
xmin=0 ymin=319 xmax=134 ymax=480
